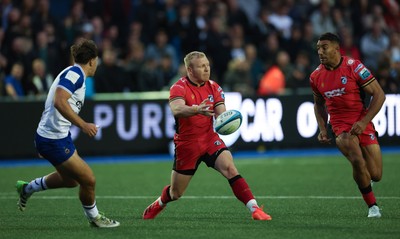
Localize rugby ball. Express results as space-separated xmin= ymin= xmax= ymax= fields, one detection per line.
xmin=214 ymin=110 xmax=242 ymax=135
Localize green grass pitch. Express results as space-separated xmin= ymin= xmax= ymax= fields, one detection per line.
xmin=0 ymin=153 xmax=399 ymax=239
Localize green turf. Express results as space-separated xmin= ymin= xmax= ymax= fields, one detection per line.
xmin=0 ymin=154 xmax=399 ymax=239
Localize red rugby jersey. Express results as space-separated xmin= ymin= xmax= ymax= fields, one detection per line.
xmin=309 ymin=56 xmax=376 ymax=127
xmin=169 ymin=76 xmax=225 ymax=140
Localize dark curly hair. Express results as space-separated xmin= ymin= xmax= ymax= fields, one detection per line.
xmin=70 ymin=38 xmax=98 ymax=64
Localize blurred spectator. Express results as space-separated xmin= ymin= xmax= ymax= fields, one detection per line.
xmin=257 ymin=51 xmax=290 ymax=96
xmin=94 ymin=49 xmax=127 ymax=93
xmin=382 ymin=0 xmax=400 ymax=33
xmin=388 ymin=32 xmax=400 ymax=64
xmin=27 ymin=58 xmax=53 ymax=96
xmin=122 ymin=40 xmax=145 ymax=92
xmin=4 ymin=62 xmax=24 ymax=99
xmin=205 ymin=16 xmax=231 ymax=82
xmin=267 ymin=2 xmax=293 ymax=40
xmin=287 ymin=51 xmax=312 ymax=92
xmin=31 ymin=0 xmax=59 ymax=34
xmin=35 ymin=28 xmax=63 ymax=79
xmin=226 ymin=0 xmax=250 ymax=36
xmin=133 ymin=0 xmax=162 ymax=46
xmin=251 ymin=7 xmax=276 ymax=46
xmin=159 ymin=53 xmax=176 ymax=89
xmin=229 ymin=27 xmax=246 ymax=60
xmin=360 ymin=20 xmax=390 ymax=73
xmin=223 ymin=58 xmax=254 ymax=96
xmin=1 ymin=0 xmax=13 ymax=31
xmin=376 ymin=55 xmax=399 ymax=94
xmin=137 ymin=56 xmax=163 ymax=91
xmin=284 ymin=25 xmax=308 ymax=63
xmin=4 ymin=37 xmax=35 ymax=87
xmin=170 ymin=2 xmax=194 ymax=57
xmin=339 ymin=27 xmax=361 ymax=60
xmin=310 ymin=0 xmax=336 ymax=37
xmin=258 ymin=32 xmax=281 ymax=70
xmin=362 ymin=4 xmax=388 ymax=34
xmin=62 ymin=0 xmax=87 ymax=46
xmin=244 ymin=43 xmax=265 ymax=91
xmin=90 ymin=16 xmax=104 ymax=46
xmin=145 ymin=28 xmax=178 ymax=72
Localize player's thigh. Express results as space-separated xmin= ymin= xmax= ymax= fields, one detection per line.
xmin=170 ymin=170 xmax=192 ymax=197
xmin=214 ymin=150 xmax=238 ymax=179
xmin=335 ymin=133 xmax=364 ymax=162
xmin=361 ymin=144 xmax=383 ymax=179
xmin=55 ymin=151 xmax=95 ymax=185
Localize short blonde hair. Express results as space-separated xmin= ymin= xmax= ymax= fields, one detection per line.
xmin=183 ymin=51 xmax=206 ymax=68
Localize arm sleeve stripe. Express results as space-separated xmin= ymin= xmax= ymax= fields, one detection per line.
xmin=214 ymin=101 xmax=225 ymax=107
xmin=169 ymin=96 xmax=184 ymax=103
xmin=361 ymin=77 xmax=375 ymax=88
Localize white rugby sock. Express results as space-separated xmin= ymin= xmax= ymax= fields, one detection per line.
xmin=246 ymin=199 xmax=258 ymax=212
xmin=83 ymin=201 xmax=99 ymax=219
xmin=25 ymin=177 xmax=48 ymax=194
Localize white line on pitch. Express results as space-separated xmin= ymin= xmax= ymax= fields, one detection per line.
xmin=0 ymin=195 xmax=399 ymax=200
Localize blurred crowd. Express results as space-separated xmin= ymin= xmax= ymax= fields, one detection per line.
xmin=1 ymin=0 xmax=399 ymax=100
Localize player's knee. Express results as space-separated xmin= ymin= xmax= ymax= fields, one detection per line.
xmin=81 ymin=174 xmax=96 ymax=188
xmin=65 ymin=180 xmax=79 ymax=188
xmin=371 ymin=172 xmax=382 ymax=182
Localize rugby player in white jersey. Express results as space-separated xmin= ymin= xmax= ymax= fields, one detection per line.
xmin=16 ymin=39 xmax=120 ymax=228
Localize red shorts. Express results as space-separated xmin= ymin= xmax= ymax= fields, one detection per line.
xmin=173 ymin=133 xmax=228 ymax=175
xmin=331 ymin=121 xmax=379 ymax=146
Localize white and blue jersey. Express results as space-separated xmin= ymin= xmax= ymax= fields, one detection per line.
xmin=36 ymin=64 xmax=86 ymax=139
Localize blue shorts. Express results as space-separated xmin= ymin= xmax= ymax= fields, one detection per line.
xmin=34 ymin=132 xmax=76 ymax=166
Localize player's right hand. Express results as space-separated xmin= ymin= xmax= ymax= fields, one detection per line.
xmin=318 ymin=131 xmax=332 ymax=144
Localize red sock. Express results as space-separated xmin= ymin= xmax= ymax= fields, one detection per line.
xmin=160 ymin=185 xmax=172 ymax=204
xmin=229 ymin=175 xmax=254 ymax=205
xmin=359 ymin=185 xmax=377 ymax=207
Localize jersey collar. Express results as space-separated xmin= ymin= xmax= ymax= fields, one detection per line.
xmin=186 ymin=76 xmax=205 ymax=87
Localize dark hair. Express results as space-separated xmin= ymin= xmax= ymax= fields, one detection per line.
xmin=319 ymin=32 xmax=341 ymax=45
xmin=70 ymin=38 xmax=98 ymax=64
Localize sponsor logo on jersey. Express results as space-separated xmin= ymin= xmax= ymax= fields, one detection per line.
xmin=359 ymin=68 xmax=371 ymax=80
xmin=76 ymin=101 xmax=83 ymax=110
xmin=324 ymin=87 xmax=346 ymax=98
xmin=208 ymin=95 xmax=214 ymax=102
xmin=217 ymin=87 xmax=222 ymax=92
xmin=347 ymin=59 xmax=354 ymax=65
xmin=370 ymin=133 xmax=375 ymax=140
xmin=354 ymin=63 xmax=363 ymax=72
xmin=214 ymin=140 xmax=222 ymax=146
xmin=221 ymin=92 xmax=225 ymax=99
xmin=341 ymin=76 xmax=347 ymax=84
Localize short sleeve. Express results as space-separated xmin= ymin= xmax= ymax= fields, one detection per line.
xmin=58 ymin=68 xmax=84 ymax=94
xmin=169 ymin=81 xmax=186 ymax=102
xmin=352 ymin=60 xmax=375 ymax=88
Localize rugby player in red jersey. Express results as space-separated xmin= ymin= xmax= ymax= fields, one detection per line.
xmin=142 ymin=51 xmax=272 ymax=221
xmin=310 ymin=32 xmax=386 ymax=218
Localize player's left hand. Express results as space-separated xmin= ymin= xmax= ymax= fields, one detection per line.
xmin=350 ymin=121 xmax=366 ymax=135
xmin=197 ymin=98 xmax=214 ymax=116
xmin=81 ymin=122 xmax=98 ymax=137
